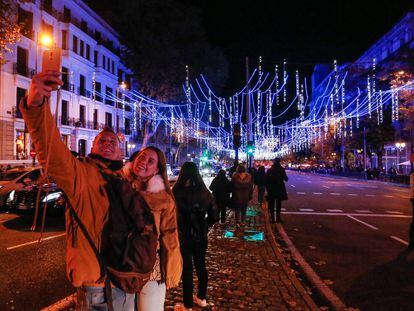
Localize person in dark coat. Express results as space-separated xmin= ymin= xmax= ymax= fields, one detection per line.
xmin=265 ymin=158 xmax=288 ymax=223
xmin=231 ymin=165 xmax=253 ymax=224
xmin=209 ymin=169 xmax=232 ymax=224
xmin=172 ymin=162 xmax=218 ymax=309
xmin=254 ymin=165 xmax=266 ymax=204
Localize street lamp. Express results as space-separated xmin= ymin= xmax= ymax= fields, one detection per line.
xmin=35 ymin=33 xmax=53 ymax=73
xmin=395 ymin=141 xmax=406 ymax=173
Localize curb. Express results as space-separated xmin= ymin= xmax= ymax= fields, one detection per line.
xmin=261 ymin=204 xmax=320 ymax=311
xmin=40 ymin=294 xmax=75 ymax=311
xmin=275 ymin=223 xmax=347 ymax=311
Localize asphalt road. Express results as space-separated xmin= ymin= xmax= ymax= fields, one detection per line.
xmin=0 ymin=212 xmax=70 ymax=310
xmin=278 ymin=171 xmax=414 ymax=311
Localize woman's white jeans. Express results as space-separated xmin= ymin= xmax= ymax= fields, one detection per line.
xmin=137 ymin=281 xmax=166 ymax=311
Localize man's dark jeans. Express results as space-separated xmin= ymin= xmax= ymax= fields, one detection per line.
xmin=181 ymin=240 xmax=208 ymax=308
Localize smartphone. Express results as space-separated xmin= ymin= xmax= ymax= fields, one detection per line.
xmin=41 ymin=48 xmax=62 ymax=89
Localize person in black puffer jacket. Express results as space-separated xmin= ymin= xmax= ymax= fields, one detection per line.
xmin=209 ymin=169 xmax=231 ymax=224
xmin=173 ymin=162 xmax=218 ymax=310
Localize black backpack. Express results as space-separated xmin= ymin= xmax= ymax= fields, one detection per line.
xmin=70 ymin=172 xmax=158 ymax=309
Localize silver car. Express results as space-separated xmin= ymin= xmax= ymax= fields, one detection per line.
xmin=0 ymin=167 xmax=42 ymax=209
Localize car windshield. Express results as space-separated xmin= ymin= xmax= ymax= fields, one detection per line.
xmin=0 ymin=171 xmax=25 ymax=181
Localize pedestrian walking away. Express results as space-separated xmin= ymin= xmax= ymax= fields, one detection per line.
xmin=254 ymin=165 xmax=266 ymax=205
xmin=266 ymin=158 xmax=289 ymax=223
xmin=231 ymin=165 xmax=253 ymax=224
xmin=209 ymin=169 xmax=232 ymax=224
xmin=173 ymin=162 xmax=218 ymax=310
xmin=21 ymin=71 xmax=156 ymax=311
xmin=125 ymin=147 xmax=182 ymax=310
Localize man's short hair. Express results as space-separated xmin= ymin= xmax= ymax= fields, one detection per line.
xmin=96 ymin=127 xmax=120 ymax=142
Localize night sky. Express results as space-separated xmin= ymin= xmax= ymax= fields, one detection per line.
xmin=178 ymin=0 xmax=413 ymax=92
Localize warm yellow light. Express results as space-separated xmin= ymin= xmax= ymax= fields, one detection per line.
xmin=39 ymin=34 xmax=53 ymax=47
xmin=398 ymin=70 xmax=405 ymax=75
xmin=120 ymin=81 xmax=127 ymax=90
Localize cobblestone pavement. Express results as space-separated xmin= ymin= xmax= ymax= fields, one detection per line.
xmin=165 ymin=204 xmax=319 ymax=310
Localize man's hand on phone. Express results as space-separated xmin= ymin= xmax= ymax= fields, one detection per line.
xmin=27 ymin=71 xmax=63 ymax=107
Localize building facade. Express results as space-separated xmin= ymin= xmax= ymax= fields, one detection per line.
xmin=0 ymin=0 xmax=139 ymax=163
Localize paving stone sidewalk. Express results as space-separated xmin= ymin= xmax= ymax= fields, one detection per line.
xmin=165 ymin=204 xmax=319 ymax=310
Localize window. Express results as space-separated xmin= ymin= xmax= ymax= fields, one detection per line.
xmin=72 ymin=35 xmax=78 ymax=53
xmin=61 ymin=66 xmax=69 ymax=90
xmin=93 ymin=109 xmax=98 ymax=130
xmin=16 ymin=47 xmax=28 ymax=76
xmin=112 ymin=60 xmax=115 ymax=74
xmin=107 ymin=58 xmax=110 ymax=72
xmin=42 ymin=0 xmax=53 ymax=14
xmin=41 ymin=21 xmax=53 ymax=38
xmin=95 ymin=30 xmax=101 ymax=43
xmin=79 ymin=74 xmax=86 ymax=96
xmin=118 ymin=69 xmax=123 ymax=83
xmin=86 ymin=44 xmax=90 ymax=60
xmin=95 ymin=81 xmax=102 ymax=102
xmin=125 ymin=118 xmax=131 ymax=135
xmin=105 ymin=112 xmax=112 ymax=129
xmin=61 ymin=100 xmax=68 ymax=125
xmin=81 ymin=20 xmax=88 ymax=32
xmin=105 ymin=86 xmax=113 ymax=105
xmin=79 ymin=105 xmax=85 ymax=127
xmin=80 ymin=40 xmax=84 ymax=57
xmin=94 ymin=50 xmax=98 ymax=66
xmin=16 ymin=87 xmax=27 ymax=118
xmin=62 ymin=30 xmax=67 ymax=49
xmin=61 ymin=134 xmax=69 ymax=146
xmin=63 ymin=6 xmax=71 ymax=22
xmin=18 ymin=8 xmax=33 ymax=39
xmin=102 ymin=55 xmax=106 ymax=69
xmin=78 ymin=139 xmax=86 ymax=157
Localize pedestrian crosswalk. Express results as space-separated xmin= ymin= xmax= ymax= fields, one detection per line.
xmin=293 ymin=191 xmax=407 ymax=199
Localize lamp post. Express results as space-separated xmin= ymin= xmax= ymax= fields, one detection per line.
xmin=396 ymin=141 xmax=406 ymax=174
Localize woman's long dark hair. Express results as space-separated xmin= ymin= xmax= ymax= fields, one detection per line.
xmin=173 ymin=161 xmax=208 ymax=192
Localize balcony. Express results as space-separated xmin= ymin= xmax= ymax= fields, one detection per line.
xmin=105 ymin=97 xmax=114 ymax=106
xmin=13 ymin=63 xmax=35 ymax=78
xmin=59 ymin=117 xmax=106 ymax=131
xmin=77 ymin=87 xmax=92 ymax=98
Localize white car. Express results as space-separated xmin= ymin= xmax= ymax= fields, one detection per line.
xmin=0 ymin=167 xmax=42 ymax=209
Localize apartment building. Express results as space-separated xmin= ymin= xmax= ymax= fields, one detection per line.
xmin=0 ymin=0 xmax=138 ymax=162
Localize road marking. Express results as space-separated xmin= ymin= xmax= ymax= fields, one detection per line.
xmin=296 ymin=192 xmax=306 ymax=195
xmin=313 ymin=192 xmax=323 ymax=195
xmin=390 ymin=236 xmax=409 ymax=246
xmin=386 ymin=211 xmax=403 ymax=215
xmin=329 ymin=193 xmax=341 ymax=196
xmin=383 ymin=195 xmax=394 ymax=198
xmin=356 ymin=210 xmax=372 ymax=213
xmin=347 ymin=215 xmax=379 ymax=230
xmin=299 ymin=208 xmax=314 ymax=212
xmin=327 ymin=209 xmax=343 ymax=213
xmin=281 ymin=211 xmax=411 ymax=218
xmin=347 ymin=194 xmax=358 ymax=196
xmin=6 ymin=233 xmax=66 ymax=251
xmin=365 ymin=194 xmax=376 ymax=197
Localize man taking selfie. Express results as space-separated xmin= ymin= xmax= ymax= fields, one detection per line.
xmin=20 ymin=71 xmax=134 ymax=310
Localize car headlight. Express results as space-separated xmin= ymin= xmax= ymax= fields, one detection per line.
xmin=42 ymin=192 xmax=62 ymax=203
xmin=7 ymin=190 xmax=15 ymax=202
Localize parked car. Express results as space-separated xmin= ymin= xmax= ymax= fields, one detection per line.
xmin=5 ymin=180 xmax=66 ymax=216
xmin=168 ymin=167 xmax=181 ymax=187
xmin=0 ymin=167 xmax=42 ymax=210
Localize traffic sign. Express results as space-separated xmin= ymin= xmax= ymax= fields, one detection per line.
xmin=30 ymin=150 xmax=36 ymax=157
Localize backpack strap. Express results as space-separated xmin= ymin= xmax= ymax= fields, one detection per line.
xmin=68 ymin=206 xmax=115 ymax=311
